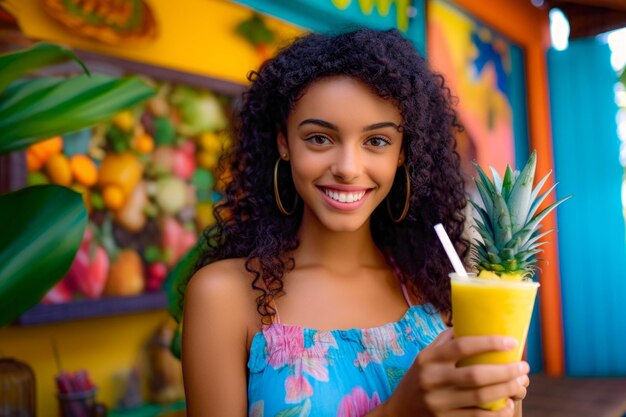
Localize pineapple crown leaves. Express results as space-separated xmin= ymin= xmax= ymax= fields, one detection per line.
xmin=470 ymin=150 xmax=572 ymax=274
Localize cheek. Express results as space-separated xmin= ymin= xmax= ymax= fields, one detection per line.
xmin=369 ymin=157 xmax=400 ymax=190
xmin=288 ymin=155 xmax=323 ymax=190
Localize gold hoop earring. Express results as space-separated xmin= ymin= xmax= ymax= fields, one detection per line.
xmin=274 ymin=157 xmax=298 ymax=216
xmin=387 ymin=164 xmax=410 ymax=223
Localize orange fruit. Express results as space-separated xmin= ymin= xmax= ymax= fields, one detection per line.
xmin=45 ymin=154 xmax=72 ymax=186
xmin=103 ymin=185 xmax=125 ymax=210
xmin=104 ymin=249 xmax=144 ymax=296
xmin=26 ymin=149 xmax=44 ymax=171
xmin=133 ymin=133 xmax=155 ymax=153
xmin=70 ymin=155 xmax=98 ymax=187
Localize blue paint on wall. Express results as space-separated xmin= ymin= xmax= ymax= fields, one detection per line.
xmin=548 ymin=38 xmax=626 ymax=376
xmin=232 ymin=0 xmax=426 ymax=54
xmin=510 ymin=45 xmax=530 ymax=170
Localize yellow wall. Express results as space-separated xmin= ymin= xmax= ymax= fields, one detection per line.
xmin=0 ymin=311 xmax=171 ymax=415
xmin=4 ymin=0 xmax=303 ymax=84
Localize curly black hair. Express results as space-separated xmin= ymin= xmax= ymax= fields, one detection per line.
xmin=193 ymin=28 xmax=469 ymax=322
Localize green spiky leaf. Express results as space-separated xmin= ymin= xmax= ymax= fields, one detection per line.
xmin=492 ymin=192 xmax=512 ymax=249
xmin=526 ymin=183 xmax=559 ymax=223
xmin=489 ymin=166 xmax=503 ymax=193
xmin=501 ymin=165 xmax=515 ymax=201
xmin=507 ymin=150 xmax=536 ymax=233
xmin=530 ymin=170 xmax=552 ymax=202
xmin=474 ymin=179 xmax=494 ymax=219
xmin=469 ymin=150 xmax=571 ymax=278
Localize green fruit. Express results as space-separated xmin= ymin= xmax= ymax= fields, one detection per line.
xmin=155 ymin=176 xmax=187 ymax=214
xmin=27 ymin=171 xmax=49 ymax=186
xmin=154 ymin=116 xmax=176 ymax=146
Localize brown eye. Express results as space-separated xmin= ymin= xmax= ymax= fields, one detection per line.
xmin=306 ymin=135 xmax=332 ymax=145
xmin=366 ymin=136 xmax=391 ymax=147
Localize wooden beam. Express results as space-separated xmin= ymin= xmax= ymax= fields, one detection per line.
xmin=549 ymin=0 xmax=626 ymax=13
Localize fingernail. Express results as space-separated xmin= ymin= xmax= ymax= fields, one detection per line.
xmin=517 ymin=376 xmax=525 ymax=384
xmin=503 ymin=337 xmax=518 ymax=349
xmin=507 ymin=399 xmax=515 ymax=409
xmin=518 ymin=362 xmax=530 ymax=373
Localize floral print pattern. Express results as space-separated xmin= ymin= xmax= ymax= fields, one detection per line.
xmin=248 ymin=304 xmax=447 ymax=417
xmin=337 ymin=387 xmax=381 ymax=417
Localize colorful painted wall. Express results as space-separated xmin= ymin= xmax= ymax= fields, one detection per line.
xmin=3 ymin=0 xmax=303 ymax=84
xmin=0 ymin=1 xmax=301 ymax=415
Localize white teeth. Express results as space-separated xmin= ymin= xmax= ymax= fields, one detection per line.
xmin=324 ymin=188 xmax=366 ymax=203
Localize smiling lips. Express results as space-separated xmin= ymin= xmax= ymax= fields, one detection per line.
xmin=317 ymin=185 xmax=372 ymax=211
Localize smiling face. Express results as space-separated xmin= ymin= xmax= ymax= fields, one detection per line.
xmin=278 ymin=76 xmax=405 ymax=233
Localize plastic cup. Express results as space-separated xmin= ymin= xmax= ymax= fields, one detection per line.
xmin=57 ymin=389 xmax=96 ymax=417
xmin=450 ymin=273 xmax=539 ymax=410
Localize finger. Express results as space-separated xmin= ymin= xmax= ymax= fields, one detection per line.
xmin=510 ymin=375 xmax=529 ymax=401
xmin=421 ymin=335 xmax=518 ymax=364
xmin=427 ymin=378 xmax=524 ymax=410
xmin=438 ymin=400 xmax=515 ymax=417
xmin=518 ymin=374 xmax=530 ymax=388
xmin=432 ymin=328 xmax=455 ymax=347
xmin=420 ymin=362 xmax=529 ymax=390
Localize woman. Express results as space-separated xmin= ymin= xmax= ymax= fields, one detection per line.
xmin=182 ymin=28 xmax=529 ymax=417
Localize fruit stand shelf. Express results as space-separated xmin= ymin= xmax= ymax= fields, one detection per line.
xmin=16 ymin=292 xmax=168 ymax=325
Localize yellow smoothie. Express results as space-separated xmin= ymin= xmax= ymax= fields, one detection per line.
xmin=450 ymin=273 xmax=539 ymax=410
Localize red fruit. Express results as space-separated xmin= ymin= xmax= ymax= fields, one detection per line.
xmin=172 ymin=148 xmax=195 ymax=181
xmin=162 ymin=217 xmax=182 ymax=267
xmin=146 ymin=262 xmax=168 ymax=292
xmin=181 ymin=141 xmax=195 ymax=156
xmin=162 ymin=217 xmax=197 ymax=267
xmin=42 ymin=278 xmax=73 ymax=304
xmin=67 ymin=243 xmax=110 ymax=299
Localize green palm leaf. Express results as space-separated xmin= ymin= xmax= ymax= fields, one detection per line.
xmin=0 ymin=42 xmax=89 ymax=92
xmin=0 ymin=186 xmax=87 ymax=326
xmin=0 ymin=74 xmax=155 ymax=153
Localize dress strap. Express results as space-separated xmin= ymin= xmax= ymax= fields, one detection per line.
xmin=387 ymin=255 xmax=413 ymax=307
xmin=400 ymin=282 xmax=413 ymax=307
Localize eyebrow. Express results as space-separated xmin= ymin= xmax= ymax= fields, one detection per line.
xmin=298 ymin=119 xmax=402 ymax=132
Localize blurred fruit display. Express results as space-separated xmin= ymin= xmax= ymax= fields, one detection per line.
xmin=32 ymin=81 xmax=233 ymax=304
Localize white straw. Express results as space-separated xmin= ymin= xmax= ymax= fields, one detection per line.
xmin=434 ymin=223 xmax=468 ymax=277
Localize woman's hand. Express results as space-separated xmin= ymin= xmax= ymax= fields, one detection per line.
xmin=383 ymin=329 xmax=530 ymax=417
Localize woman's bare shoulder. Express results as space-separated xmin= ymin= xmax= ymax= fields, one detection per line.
xmin=184 ymin=258 xmax=259 ymax=332
xmin=182 ymin=258 xmax=252 ymax=416
xmin=185 ymin=258 xmax=254 ymax=301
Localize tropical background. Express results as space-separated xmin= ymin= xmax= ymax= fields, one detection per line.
xmin=1 ymin=0 xmax=626 ymax=416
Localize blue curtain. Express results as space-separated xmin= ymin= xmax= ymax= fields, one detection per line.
xmin=548 ymin=38 xmax=626 ymax=376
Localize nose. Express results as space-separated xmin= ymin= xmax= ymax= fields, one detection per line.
xmin=330 ymin=144 xmax=362 ymax=182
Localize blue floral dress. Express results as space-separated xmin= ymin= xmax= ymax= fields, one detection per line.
xmin=247 ymin=284 xmax=447 ymax=417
